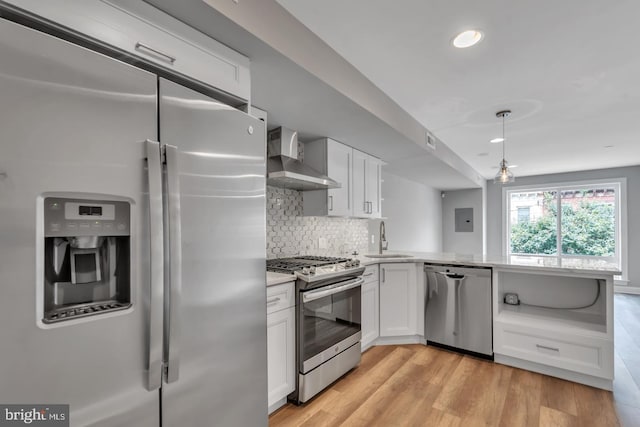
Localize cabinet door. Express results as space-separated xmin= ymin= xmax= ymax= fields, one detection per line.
xmin=353 ymin=151 xmax=382 ymax=218
xmin=352 ymin=150 xmax=368 ymax=217
xmin=5 ymin=0 xmax=251 ymax=101
xmin=326 ymin=139 xmax=352 ymax=216
xmin=380 ymin=263 xmax=418 ymax=337
xmin=267 ymin=307 xmax=295 ymax=409
xmin=361 ymin=279 xmax=380 ymax=351
xmin=366 ymin=155 xmax=382 ymax=218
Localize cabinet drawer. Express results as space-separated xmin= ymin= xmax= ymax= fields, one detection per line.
xmin=267 ymin=282 xmax=295 ymax=314
xmin=362 ymin=265 xmax=379 ymax=284
xmin=495 ymin=323 xmax=613 ymax=379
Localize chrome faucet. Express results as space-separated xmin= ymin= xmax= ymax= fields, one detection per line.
xmin=379 ymin=221 xmax=388 ymax=254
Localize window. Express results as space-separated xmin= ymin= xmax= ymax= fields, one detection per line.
xmin=504 ymin=179 xmax=626 ymax=276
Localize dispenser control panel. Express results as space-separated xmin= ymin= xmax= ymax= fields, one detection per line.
xmin=45 ymin=197 xmax=130 ymax=237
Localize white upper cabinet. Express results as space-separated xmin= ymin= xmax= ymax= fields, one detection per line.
xmin=352 ymin=150 xmax=368 ymax=217
xmin=5 ymin=0 xmax=251 ymax=101
xmin=327 ymin=140 xmax=353 ymax=216
xmin=368 ymin=156 xmax=383 ymax=218
xmin=353 ymin=151 xmax=382 ymax=218
xmin=303 ymin=138 xmax=382 ymax=218
xmin=303 ymin=138 xmax=352 ymax=217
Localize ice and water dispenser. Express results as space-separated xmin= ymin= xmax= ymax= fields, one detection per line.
xmin=43 ymin=197 xmax=131 ymax=323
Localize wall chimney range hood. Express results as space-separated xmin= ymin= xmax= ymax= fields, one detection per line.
xmin=267 ymin=127 xmax=340 ymax=191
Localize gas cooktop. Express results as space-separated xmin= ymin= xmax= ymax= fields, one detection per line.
xmin=266 ymin=255 xmax=358 ymax=274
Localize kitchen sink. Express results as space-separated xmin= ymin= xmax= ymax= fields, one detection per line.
xmin=364 ymin=254 xmax=412 ymax=258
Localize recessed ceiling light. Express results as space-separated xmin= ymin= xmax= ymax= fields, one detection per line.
xmin=453 ymin=30 xmax=483 ymax=48
xmin=490 ymin=137 xmax=504 ymax=143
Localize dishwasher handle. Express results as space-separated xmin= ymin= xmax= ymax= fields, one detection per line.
xmin=434 ymin=271 xmax=465 ymax=337
xmin=454 ymin=278 xmax=463 ymax=336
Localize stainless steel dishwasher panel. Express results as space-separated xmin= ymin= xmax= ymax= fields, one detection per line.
xmin=424 ymin=264 xmax=493 ymax=357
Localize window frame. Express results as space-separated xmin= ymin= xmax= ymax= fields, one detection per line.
xmin=502 ymin=178 xmax=628 ymax=282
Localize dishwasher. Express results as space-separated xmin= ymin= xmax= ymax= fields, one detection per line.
xmin=424 ymin=264 xmax=493 ymax=358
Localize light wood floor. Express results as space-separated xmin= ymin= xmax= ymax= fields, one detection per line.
xmin=270 ymin=294 xmax=640 ymax=427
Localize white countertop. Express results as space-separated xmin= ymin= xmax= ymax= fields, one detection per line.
xmin=266 ymin=252 xmax=620 ymax=287
xmin=355 ymin=251 xmax=622 ymax=276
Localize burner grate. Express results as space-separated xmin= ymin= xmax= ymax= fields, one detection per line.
xmin=266 ymin=256 xmax=350 ymax=274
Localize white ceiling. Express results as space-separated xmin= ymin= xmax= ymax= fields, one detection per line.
xmin=276 ymin=0 xmax=640 ymax=179
xmin=146 ymin=0 xmax=484 ymax=189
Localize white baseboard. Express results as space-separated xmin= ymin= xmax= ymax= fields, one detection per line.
xmin=615 ymin=285 xmax=640 ymax=295
xmin=360 ymin=341 xmax=376 ymax=353
xmin=374 ymin=335 xmax=425 ymax=346
xmin=268 ymin=397 xmax=287 ymax=415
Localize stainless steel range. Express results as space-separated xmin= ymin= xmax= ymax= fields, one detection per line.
xmin=267 ymin=256 xmax=365 ymax=404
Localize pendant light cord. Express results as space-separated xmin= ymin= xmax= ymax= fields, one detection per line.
xmin=502 ymin=113 xmax=506 ymax=162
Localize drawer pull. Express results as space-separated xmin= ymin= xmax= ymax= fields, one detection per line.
xmin=135 ymin=42 xmax=176 ymax=64
xmin=536 ymin=344 xmax=560 ymax=352
xmin=363 ymin=272 xmax=374 ymax=277
xmin=266 ymin=297 xmax=281 ymax=306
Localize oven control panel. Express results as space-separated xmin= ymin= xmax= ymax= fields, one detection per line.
xmin=298 ymin=258 xmax=361 ymax=276
xmin=296 ymin=260 xmax=365 ymax=284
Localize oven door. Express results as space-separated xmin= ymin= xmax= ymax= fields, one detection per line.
xmin=299 ymin=276 xmax=363 ymax=373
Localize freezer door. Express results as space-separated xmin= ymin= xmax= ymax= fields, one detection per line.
xmin=0 ymin=19 xmax=160 ymax=426
xmin=159 ymin=79 xmax=268 ymax=426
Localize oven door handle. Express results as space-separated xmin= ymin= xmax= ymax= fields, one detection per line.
xmin=302 ymin=277 xmax=364 ymax=303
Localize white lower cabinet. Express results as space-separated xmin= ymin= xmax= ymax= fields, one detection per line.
xmin=266 ymin=282 xmax=295 ymax=413
xmin=492 ymin=269 xmax=614 ymax=389
xmin=379 ymin=263 xmax=424 ymax=338
xmin=360 ymin=265 xmax=379 ymax=351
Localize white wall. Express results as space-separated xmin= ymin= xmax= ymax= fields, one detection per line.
xmin=486 ymin=166 xmax=640 ymax=289
xmin=441 ymin=188 xmax=484 ymax=255
xmin=369 ymin=171 xmax=442 ymax=253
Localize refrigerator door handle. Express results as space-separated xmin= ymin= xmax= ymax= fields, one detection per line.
xmin=146 ymin=139 xmax=165 ymax=391
xmin=164 ymin=144 xmax=182 ymax=384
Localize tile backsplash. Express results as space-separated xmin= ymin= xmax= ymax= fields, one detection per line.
xmin=267 ymin=186 xmax=369 ymax=258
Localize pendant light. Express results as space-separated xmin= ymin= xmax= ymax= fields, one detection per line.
xmin=494 ymin=110 xmax=515 ymax=184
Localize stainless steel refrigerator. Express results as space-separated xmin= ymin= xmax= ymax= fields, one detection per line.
xmin=0 ymin=17 xmax=267 ymax=426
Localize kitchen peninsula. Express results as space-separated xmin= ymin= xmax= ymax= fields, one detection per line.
xmin=266 ymin=252 xmax=619 ymax=398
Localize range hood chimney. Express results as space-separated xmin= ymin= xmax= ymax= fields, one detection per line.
xmin=267 ymin=127 xmax=340 ymax=191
